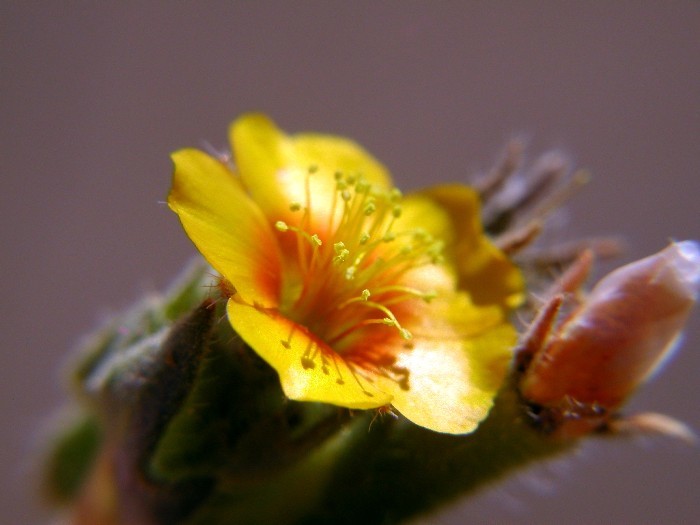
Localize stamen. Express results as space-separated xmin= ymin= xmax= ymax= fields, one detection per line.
xmin=276 ymin=221 xmax=321 ymax=248
xmin=303 ymin=165 xmax=316 ymax=224
xmin=336 ymin=289 xmax=372 ymax=310
xmin=360 ymin=300 xmax=413 ymax=340
xmin=355 ymin=178 xmax=369 ymax=194
xmin=333 ymin=242 xmax=350 ymax=264
xmin=371 ymin=285 xmax=437 ymax=303
xmin=326 ymin=317 xmax=411 ymax=347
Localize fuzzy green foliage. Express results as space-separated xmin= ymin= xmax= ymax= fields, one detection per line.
xmin=42 ymin=412 xmax=101 ymax=503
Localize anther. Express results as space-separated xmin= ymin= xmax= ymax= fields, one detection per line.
xmin=355 ymin=178 xmax=369 ymax=194
xmin=413 ymin=229 xmax=429 ymax=242
xmin=275 ymin=221 xmax=289 ymax=232
xmin=422 ymin=291 xmax=437 ymax=302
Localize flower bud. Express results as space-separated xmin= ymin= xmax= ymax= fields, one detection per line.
xmin=520 ymin=241 xmax=700 ymax=436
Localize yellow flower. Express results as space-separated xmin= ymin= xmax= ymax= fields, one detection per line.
xmin=168 ymin=114 xmax=522 ymax=434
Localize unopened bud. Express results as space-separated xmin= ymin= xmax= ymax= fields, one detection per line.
xmin=520 ymin=241 xmax=700 ymax=436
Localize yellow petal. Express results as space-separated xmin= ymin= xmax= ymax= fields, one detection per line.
xmin=377 ymin=322 xmax=515 ymax=434
xmin=377 ymin=194 xmax=459 ymax=290
xmin=417 ymin=184 xmax=524 ymax=309
xmin=227 ymin=299 xmax=393 ymax=409
xmin=409 ymin=291 xmax=506 ymax=340
xmin=230 ymin=113 xmax=392 ymax=235
xmin=293 ymin=132 xmax=391 ymax=189
xmin=396 ymin=193 xmax=455 ymax=243
xmin=168 ymin=148 xmax=282 ymax=306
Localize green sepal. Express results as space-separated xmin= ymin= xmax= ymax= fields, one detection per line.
xmin=149 ymin=331 xmax=352 ymax=483
xmin=69 ymin=258 xmax=211 ymax=399
xmin=41 ymin=411 xmax=101 ymax=504
xmin=300 ymin=378 xmax=572 ymax=525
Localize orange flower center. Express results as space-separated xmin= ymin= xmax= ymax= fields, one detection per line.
xmin=274 ymin=169 xmax=444 ymax=358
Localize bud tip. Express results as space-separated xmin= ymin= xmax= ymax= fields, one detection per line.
xmin=672 ymin=240 xmax=700 ymax=292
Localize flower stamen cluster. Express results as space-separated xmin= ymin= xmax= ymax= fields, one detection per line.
xmin=274 ymin=170 xmax=441 ymax=354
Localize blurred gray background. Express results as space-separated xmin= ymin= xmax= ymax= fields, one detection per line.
xmin=2 ymin=2 xmax=698 ymax=524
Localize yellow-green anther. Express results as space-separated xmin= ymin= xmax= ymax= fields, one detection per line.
xmin=422 ymin=291 xmax=437 ymax=302
xmin=333 ymin=243 xmax=350 ymax=263
xmin=311 ymin=234 xmax=322 ymax=247
xmin=413 ymin=229 xmax=428 ymax=241
xmin=355 ymin=179 xmax=369 ymax=194
xmin=426 ymin=242 xmax=442 ymax=262
xmin=392 ymin=205 xmax=402 ymax=218
xmin=427 ymin=251 xmax=444 ymax=264
xmin=275 ymin=221 xmax=289 ymax=232
xmin=290 ymin=202 xmax=302 ymax=212
xmin=361 ymin=289 xmax=371 ymax=301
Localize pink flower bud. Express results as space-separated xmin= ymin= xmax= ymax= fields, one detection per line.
xmin=520 ymin=241 xmax=699 ymax=435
